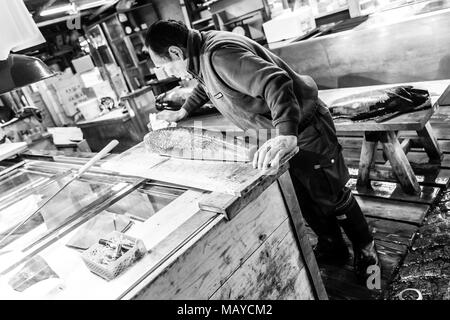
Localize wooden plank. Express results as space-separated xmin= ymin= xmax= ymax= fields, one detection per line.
xmin=309 ymin=218 xmax=415 ymax=273
xmin=308 ymin=217 xmax=417 ymax=247
xmin=340 ymin=136 xmax=450 ymax=154
xmin=337 ymin=131 xmax=365 ymax=137
xmin=210 ymin=220 xmax=314 ymax=300
xmin=338 ymin=127 xmax=450 ymax=142
xmin=343 ymin=147 xmax=385 ymax=163
xmin=101 ymin=143 xmax=171 ymax=175
xmin=366 ymin=217 xmax=418 ymax=246
xmin=306 ymin=212 xmax=419 ymax=300
xmin=198 ymin=164 xmax=288 ymax=220
xmin=346 ymin=178 xmax=440 ymax=204
xmin=430 ymin=105 xmax=450 ymax=123
xmin=416 ymin=122 xmax=443 ymax=162
xmin=343 ymin=147 xmax=450 ymax=185
xmin=408 ymin=151 xmax=450 ymax=169
xmin=130 ymin=190 xmax=208 ymax=249
xmin=411 ymin=139 xmax=450 ymax=154
xmin=355 ymin=195 xmax=429 ymax=225
xmin=0 ymin=143 xmax=27 ymax=161
xmin=436 ymin=84 xmax=450 ymax=106
xmin=343 ymin=240 xmax=406 ymax=285
xmin=103 ymin=139 xmax=297 ymax=196
xmin=403 ymin=127 xmax=450 ymax=140
xmin=338 ymin=136 xmax=365 ymax=149
xmin=357 ymin=137 xmax=378 ymax=187
xmin=333 ymin=107 xmax=434 ymax=132
xmin=102 ymin=142 xmax=264 ymax=196
xmin=309 ymin=235 xmax=409 ymax=300
xmin=374 ymin=239 xmax=407 ymax=281
xmin=123 ymin=211 xmax=223 ymax=300
xmin=381 ymin=131 xmax=420 ymax=194
xmin=277 ymin=171 xmax=328 ymax=300
xmin=321 ymin=273 xmax=379 ymax=300
xmin=400 ymin=138 xmax=412 ymax=155
xmin=134 ymin=183 xmax=307 ymax=299
xmin=347 ymin=165 xmax=450 ymax=188
xmin=198 ymin=192 xmax=239 ymax=217
xmin=305 ymin=229 xmax=381 ymax=300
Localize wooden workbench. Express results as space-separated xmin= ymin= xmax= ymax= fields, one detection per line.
xmin=320 ymin=80 xmax=450 ymax=194
xmin=177 ymin=80 xmax=450 ymax=195
xmin=99 ymin=141 xmax=326 ymax=299
xmin=0 ymin=157 xmax=325 ymax=300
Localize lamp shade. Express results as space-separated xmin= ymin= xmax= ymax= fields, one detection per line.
xmin=0 ymin=54 xmax=55 ymax=94
xmin=0 ymin=0 xmax=46 ymax=60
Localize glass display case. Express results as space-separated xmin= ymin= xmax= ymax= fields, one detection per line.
xmin=0 ymin=160 xmax=188 ymax=299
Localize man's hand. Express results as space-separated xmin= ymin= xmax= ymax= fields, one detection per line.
xmin=252 ymin=135 xmax=298 ymax=175
xmin=156 ymin=108 xmax=188 ymax=123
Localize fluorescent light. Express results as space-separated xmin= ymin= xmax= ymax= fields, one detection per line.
xmin=40 ymin=3 xmax=76 ymax=16
xmin=78 ymin=0 xmax=116 ymax=10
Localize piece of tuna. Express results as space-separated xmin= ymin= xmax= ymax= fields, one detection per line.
xmin=329 ymin=86 xmax=430 ymax=122
xmin=144 ymin=127 xmax=252 ymax=162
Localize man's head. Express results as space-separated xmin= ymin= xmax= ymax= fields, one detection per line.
xmin=145 ymin=20 xmax=190 ymax=77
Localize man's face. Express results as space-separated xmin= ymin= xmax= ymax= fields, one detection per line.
xmin=148 ymin=46 xmax=189 ymax=79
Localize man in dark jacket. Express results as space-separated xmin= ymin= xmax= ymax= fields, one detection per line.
xmin=145 ymin=20 xmax=379 ymax=281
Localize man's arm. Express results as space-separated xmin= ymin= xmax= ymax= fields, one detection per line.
xmin=182 ymin=83 xmax=210 ymax=114
xmin=155 ymin=83 xmax=210 ymax=123
xmin=211 ymin=45 xmax=316 ymax=136
xmin=211 ymin=46 xmax=313 ymax=172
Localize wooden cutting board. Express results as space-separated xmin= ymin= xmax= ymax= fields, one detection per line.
xmin=0 ymin=142 xmax=27 ymax=162
xmin=102 ymin=142 xmax=297 ymax=196
xmin=101 ymin=142 xmax=263 ymax=195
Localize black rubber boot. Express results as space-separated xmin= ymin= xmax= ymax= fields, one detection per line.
xmin=313 ymin=234 xmax=350 ymax=266
xmin=353 ymin=241 xmax=380 ymax=284
xmin=334 ymin=189 xmax=380 ymax=281
xmin=289 ymin=171 xmax=350 ymax=266
xmin=304 ymin=209 xmax=350 ymax=265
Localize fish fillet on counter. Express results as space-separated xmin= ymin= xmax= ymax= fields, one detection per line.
xmin=329 ymin=86 xmax=430 ymax=121
xmin=144 ymin=127 xmax=253 ymax=162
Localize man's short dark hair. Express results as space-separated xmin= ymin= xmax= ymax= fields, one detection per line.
xmin=145 ymin=20 xmax=189 ymax=58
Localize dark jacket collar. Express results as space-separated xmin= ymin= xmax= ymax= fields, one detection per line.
xmin=186 ymin=29 xmax=204 ymax=78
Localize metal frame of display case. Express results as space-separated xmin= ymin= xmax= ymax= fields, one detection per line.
xmin=0 ymin=161 xmax=145 ymax=273
xmin=0 ymin=159 xmax=190 ymax=266
xmin=0 ymin=159 xmax=221 ymax=300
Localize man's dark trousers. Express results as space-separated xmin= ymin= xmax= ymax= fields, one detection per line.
xmin=288 ymin=104 xmax=373 ymax=252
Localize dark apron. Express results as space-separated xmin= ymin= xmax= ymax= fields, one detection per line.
xmin=289 ymin=101 xmax=350 ymax=216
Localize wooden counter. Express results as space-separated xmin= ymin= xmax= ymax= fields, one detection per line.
xmin=100 ymin=141 xmax=327 ymax=299
xmin=0 ymin=156 xmax=324 ymax=300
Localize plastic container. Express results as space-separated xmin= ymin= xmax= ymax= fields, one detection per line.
xmin=81 ymin=231 xmax=147 ymax=281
